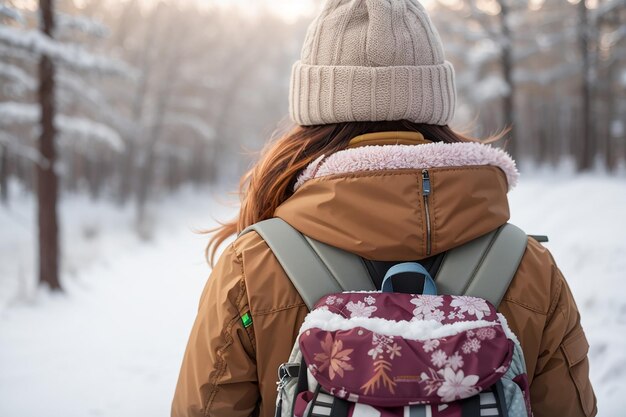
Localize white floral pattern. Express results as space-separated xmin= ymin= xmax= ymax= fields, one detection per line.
xmin=411 ymin=295 xmax=444 ymax=321
xmin=368 ymin=345 xmax=383 ymax=360
xmin=364 ymin=296 xmax=376 ymax=305
xmin=431 ymin=349 xmax=448 ymax=367
xmin=417 ymin=317 xmax=496 ymax=404
xmin=423 ymin=339 xmax=440 ymax=352
xmin=437 ymin=368 xmax=479 ymax=402
xmin=425 ymin=309 xmax=445 ymax=322
xmin=386 ymin=343 xmax=402 ymax=360
xmin=367 ymin=333 xmax=393 ymax=360
xmin=446 ymin=352 xmax=464 ymax=371
xmin=450 ymin=296 xmax=491 ymax=320
xmin=448 ymin=310 xmax=465 ymax=320
xmin=476 ymin=327 xmax=496 ymax=340
xmin=462 ymin=338 xmax=482 ymax=354
xmin=346 ymin=301 xmax=377 ymax=318
xmin=373 ymin=333 xmax=393 ymax=348
xmin=302 ymin=293 xmax=515 ymax=408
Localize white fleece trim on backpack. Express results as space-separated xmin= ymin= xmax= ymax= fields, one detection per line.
xmin=299 ymin=309 xmax=516 ymax=341
xmin=294 ymin=142 xmax=519 ymax=191
xmin=496 ymin=313 xmax=520 ymax=345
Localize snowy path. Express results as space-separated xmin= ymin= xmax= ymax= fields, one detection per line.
xmin=1 ymin=176 xmax=625 ymax=416
xmin=0 ymin=189 xmax=225 ymax=417
xmin=0 ymin=231 xmax=208 ymax=417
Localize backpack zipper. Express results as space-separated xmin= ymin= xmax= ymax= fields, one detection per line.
xmin=275 ymin=362 xmax=299 ymax=417
xmin=422 ymin=169 xmax=432 ymax=256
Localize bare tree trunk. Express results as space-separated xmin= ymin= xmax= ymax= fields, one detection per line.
xmin=65 ymin=149 xmax=79 ymax=193
xmin=135 ymin=19 xmax=186 ymax=222
xmin=118 ymin=142 xmax=135 ymax=204
xmin=210 ymin=46 xmax=265 ymax=180
xmin=499 ymin=0 xmax=516 ymax=158
xmin=135 ymin=73 xmax=174 ymax=220
xmin=600 ymin=10 xmax=623 ymax=173
xmin=604 ymin=58 xmax=615 ymax=172
xmin=87 ymin=153 xmax=103 ymax=201
xmin=0 ymin=144 xmax=8 ymax=205
xmin=538 ymin=101 xmax=550 ymax=165
xmin=118 ymin=5 xmax=159 ymax=205
xmin=578 ymin=0 xmax=594 ymax=171
xmin=37 ymin=0 xmax=61 ymax=291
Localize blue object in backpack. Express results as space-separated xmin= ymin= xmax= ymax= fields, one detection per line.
xmin=381 ymin=262 xmax=438 ymax=295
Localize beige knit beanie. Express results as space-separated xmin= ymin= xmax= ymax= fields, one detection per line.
xmin=289 ymin=0 xmax=456 ymax=126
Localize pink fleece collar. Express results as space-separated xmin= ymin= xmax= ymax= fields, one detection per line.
xmin=294 ymin=142 xmax=519 ymax=191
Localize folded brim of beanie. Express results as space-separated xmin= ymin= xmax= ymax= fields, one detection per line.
xmin=289 ymin=60 xmax=456 ymax=126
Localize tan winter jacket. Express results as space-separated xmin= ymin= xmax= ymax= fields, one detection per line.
xmin=172 ymin=132 xmax=597 ymax=417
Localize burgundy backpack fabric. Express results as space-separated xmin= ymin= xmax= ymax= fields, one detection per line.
xmin=283 ymin=292 xmax=531 ymax=417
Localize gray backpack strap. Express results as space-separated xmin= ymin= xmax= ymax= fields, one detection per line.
xmin=240 ymin=218 xmax=373 ymax=309
xmin=242 ymin=219 xmax=528 ymax=309
xmin=435 ymin=223 xmax=528 ymax=307
xmin=302 ymin=235 xmax=375 ymax=292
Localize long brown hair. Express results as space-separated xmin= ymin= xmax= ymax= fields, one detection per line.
xmin=207 ymin=120 xmax=492 ymax=265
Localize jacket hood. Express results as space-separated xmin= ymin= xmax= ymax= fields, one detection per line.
xmin=275 ymin=136 xmax=518 ymax=261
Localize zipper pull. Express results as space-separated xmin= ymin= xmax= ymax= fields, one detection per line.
xmin=275 ymin=364 xmax=289 ymax=417
xmin=275 ymin=362 xmax=299 ymax=417
xmin=422 ymin=169 xmax=431 ymax=196
xmin=275 ymin=379 xmax=284 ymax=417
xmin=422 ymin=169 xmax=432 ymax=256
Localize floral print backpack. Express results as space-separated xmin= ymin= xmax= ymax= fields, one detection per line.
xmin=241 ymin=219 xmax=535 ymax=417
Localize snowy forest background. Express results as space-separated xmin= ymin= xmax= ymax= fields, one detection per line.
xmin=1 ymin=0 xmax=625 ymax=416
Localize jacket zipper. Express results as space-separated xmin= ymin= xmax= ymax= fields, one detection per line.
xmin=422 ymin=169 xmax=432 ymax=256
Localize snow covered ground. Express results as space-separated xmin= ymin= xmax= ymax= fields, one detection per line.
xmin=1 ymin=173 xmax=625 ymax=417
xmin=0 ymin=185 xmax=233 ymax=417
xmin=508 ymin=172 xmax=626 ymax=417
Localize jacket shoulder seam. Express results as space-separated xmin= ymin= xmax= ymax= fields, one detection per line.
xmin=253 ymin=302 xmax=307 ymax=317
xmin=233 ymin=232 xmax=310 ymax=314
xmin=235 ymin=246 xmax=257 ymax=353
xmin=203 ymin=249 xmax=248 ymax=415
xmin=501 ymin=296 xmax=548 ymax=315
xmin=304 ymin=166 xmax=500 ymax=184
xmin=203 ymin=299 xmax=244 ymax=415
xmin=546 ymin=266 xmax=564 ymax=321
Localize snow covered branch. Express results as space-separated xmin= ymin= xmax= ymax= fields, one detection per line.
xmin=56 ymin=115 xmax=125 ymax=151
xmin=0 ymin=43 xmax=38 ymax=63
xmin=0 ymin=131 xmax=47 ymax=167
xmin=56 ymin=71 xmax=139 ymax=138
xmin=0 ymin=102 xmax=125 ymax=151
xmin=56 ymin=13 xmax=109 ymax=38
xmin=471 ymin=75 xmax=511 ymax=102
xmin=0 ymin=4 xmax=25 ymax=24
xmin=0 ymin=102 xmax=38 ymax=125
xmin=0 ymin=26 xmax=136 ymax=77
xmin=165 ymin=113 xmax=215 ymax=143
xmin=0 ymin=62 xmax=37 ymax=94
